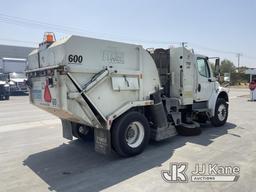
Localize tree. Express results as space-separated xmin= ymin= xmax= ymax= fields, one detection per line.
xmin=220 ymin=59 xmax=236 ymax=74
xmin=209 ymin=62 xmax=215 ymax=72
xmin=238 ymin=66 xmax=248 ymax=73
xmin=219 ymin=60 xmax=249 ymax=85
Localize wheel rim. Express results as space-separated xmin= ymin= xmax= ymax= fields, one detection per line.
xmin=125 ymin=121 xmax=145 ymax=148
xmin=217 ymin=104 xmax=227 ymax=121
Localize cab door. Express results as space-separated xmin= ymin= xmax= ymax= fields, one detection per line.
xmin=195 ymin=57 xmax=214 ymax=101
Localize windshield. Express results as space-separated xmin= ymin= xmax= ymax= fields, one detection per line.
xmin=9 ymin=72 xmax=26 ymax=79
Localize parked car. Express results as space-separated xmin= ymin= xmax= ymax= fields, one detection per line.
xmin=9 ymin=72 xmax=28 ymax=94
xmin=0 ymin=73 xmax=10 ymax=100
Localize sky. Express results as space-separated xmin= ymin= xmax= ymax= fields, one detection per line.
xmin=0 ymin=0 xmax=255 ymax=67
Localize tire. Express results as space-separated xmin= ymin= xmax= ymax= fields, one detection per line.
xmin=5 ymin=95 xmax=9 ymax=100
xmin=176 ymin=125 xmax=202 ymax=136
xmin=211 ymin=98 xmax=228 ymax=127
xmin=71 ymin=123 xmax=94 ymax=141
xmin=111 ymin=111 xmax=150 ymax=157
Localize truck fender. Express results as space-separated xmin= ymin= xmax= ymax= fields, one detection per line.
xmin=107 ymin=100 xmax=154 ymax=129
xmin=208 ymin=88 xmax=229 ymax=117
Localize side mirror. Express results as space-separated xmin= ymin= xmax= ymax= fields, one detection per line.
xmin=214 ymin=58 xmax=220 ymax=78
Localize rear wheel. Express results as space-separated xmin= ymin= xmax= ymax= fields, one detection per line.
xmin=211 ymin=98 xmax=228 ymax=127
xmin=71 ymin=123 xmax=94 ymax=141
xmin=111 ymin=111 xmax=150 ymax=157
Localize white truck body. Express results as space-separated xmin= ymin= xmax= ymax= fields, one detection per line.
xmin=0 ymin=58 xmax=28 ymax=93
xmin=28 ymin=36 xmax=160 ymax=128
xmin=27 ymin=35 xmax=229 ymax=156
xmin=1 ymin=58 xmax=27 ymax=73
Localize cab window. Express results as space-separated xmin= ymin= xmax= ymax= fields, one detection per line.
xmin=196 ymin=58 xmax=210 ymax=78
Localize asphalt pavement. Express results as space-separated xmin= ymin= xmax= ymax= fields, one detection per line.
xmin=0 ymin=88 xmax=255 ymax=192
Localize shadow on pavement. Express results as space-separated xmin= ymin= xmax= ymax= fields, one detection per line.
xmin=11 ymin=92 xmax=29 ymax=96
xmin=23 ymin=122 xmax=236 ymax=192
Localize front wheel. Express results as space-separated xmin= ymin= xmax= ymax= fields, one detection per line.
xmin=111 ymin=111 xmax=150 ymax=157
xmin=211 ymin=98 xmax=228 ymax=127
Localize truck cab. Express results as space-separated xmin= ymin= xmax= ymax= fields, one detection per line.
xmin=195 ymin=55 xmax=216 ymax=101
xmin=150 ymin=47 xmax=228 ymax=131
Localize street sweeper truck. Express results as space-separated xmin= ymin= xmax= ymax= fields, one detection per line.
xmin=26 ymin=33 xmax=229 ymax=157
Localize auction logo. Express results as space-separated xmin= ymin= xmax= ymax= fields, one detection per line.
xmin=161 ymin=163 xmax=188 ymax=183
xmin=161 ymin=162 xmax=240 ymax=183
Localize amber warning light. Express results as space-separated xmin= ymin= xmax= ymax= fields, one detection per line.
xmin=43 ymin=32 xmax=56 ymax=43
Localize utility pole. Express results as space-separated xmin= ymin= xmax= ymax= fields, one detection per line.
xmin=236 ymin=53 xmax=242 ymax=72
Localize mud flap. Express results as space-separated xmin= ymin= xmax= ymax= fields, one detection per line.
xmin=94 ymin=128 xmax=111 ymax=155
xmin=61 ymin=119 xmax=73 ymax=140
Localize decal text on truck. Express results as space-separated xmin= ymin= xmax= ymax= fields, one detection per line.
xmin=68 ymin=54 xmax=83 ymax=63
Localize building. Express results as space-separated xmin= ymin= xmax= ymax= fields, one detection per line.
xmin=0 ymin=44 xmax=34 ymax=73
xmin=245 ymin=68 xmax=256 ymax=82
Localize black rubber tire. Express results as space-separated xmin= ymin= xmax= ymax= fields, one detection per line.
xmin=211 ymin=98 xmax=228 ymax=127
xmin=176 ymin=125 xmax=202 ymax=136
xmin=5 ymin=95 xmax=9 ymax=100
xmin=71 ymin=123 xmax=94 ymax=141
xmin=111 ymin=111 xmax=150 ymax=157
